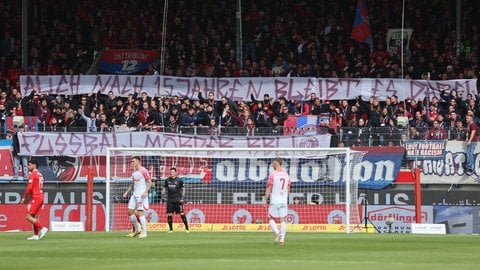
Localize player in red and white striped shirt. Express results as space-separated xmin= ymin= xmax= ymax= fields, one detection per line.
xmin=263 ymin=157 xmax=291 ymax=246
xmin=20 ymin=159 xmax=49 ymax=240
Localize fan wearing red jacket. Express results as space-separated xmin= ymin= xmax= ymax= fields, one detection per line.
xmin=20 ymin=159 xmax=48 ymax=240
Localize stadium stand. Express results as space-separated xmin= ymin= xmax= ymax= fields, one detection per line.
xmin=0 ymin=0 xmax=479 ymax=147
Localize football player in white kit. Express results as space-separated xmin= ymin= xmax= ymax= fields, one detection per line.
xmin=123 ymin=156 xmax=152 ymax=238
xmin=263 ymin=157 xmax=291 ymax=246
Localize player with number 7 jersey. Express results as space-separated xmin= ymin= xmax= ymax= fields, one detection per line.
xmin=263 ymin=157 xmax=291 ymax=246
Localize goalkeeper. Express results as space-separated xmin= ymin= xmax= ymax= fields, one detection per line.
xmin=162 ymin=167 xmax=190 ymax=233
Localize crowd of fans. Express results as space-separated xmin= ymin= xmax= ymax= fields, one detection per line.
xmin=0 ymin=0 xmax=479 ymax=146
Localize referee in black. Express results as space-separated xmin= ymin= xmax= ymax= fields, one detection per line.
xmin=162 ymin=167 xmax=190 ymax=233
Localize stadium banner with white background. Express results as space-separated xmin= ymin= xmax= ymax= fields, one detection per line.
xmin=20 ymin=75 xmax=476 ymax=102
xmin=7 ymin=137 xmax=480 ymax=185
xmin=16 ymin=132 xmax=331 ymax=156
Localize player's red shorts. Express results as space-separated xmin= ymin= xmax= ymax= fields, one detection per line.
xmin=27 ymin=196 xmax=44 ymax=216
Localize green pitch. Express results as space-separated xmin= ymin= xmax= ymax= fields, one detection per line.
xmin=1 ymin=232 xmax=479 ymax=270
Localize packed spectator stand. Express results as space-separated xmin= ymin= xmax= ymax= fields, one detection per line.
xmin=0 ymin=0 xmax=479 ymax=147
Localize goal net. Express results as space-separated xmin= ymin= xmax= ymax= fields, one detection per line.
xmin=105 ymin=147 xmax=366 ymax=233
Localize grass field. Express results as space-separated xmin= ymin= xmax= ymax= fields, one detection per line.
xmin=1 ymin=231 xmax=479 ymax=270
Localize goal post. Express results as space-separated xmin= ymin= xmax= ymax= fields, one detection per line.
xmin=105 ymin=147 xmax=366 ymax=233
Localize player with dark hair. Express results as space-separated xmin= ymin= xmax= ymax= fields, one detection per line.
xmin=162 ymin=167 xmax=190 ymax=233
xmin=123 ymin=156 xmax=151 ymax=238
xmin=20 ymin=159 xmax=49 ymax=240
xmin=263 ymin=157 xmax=291 ymax=246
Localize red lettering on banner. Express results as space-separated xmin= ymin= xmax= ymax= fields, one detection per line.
xmin=384 ymin=79 xmax=398 ymax=97
xmin=246 ymin=137 xmax=260 ymax=148
xmin=207 ymin=136 xmax=221 ymax=148
xmin=178 ymin=135 xmax=193 ymax=148
xmin=428 ymin=81 xmax=442 ymax=93
xmin=145 ymin=133 xmax=162 ymax=147
xmin=339 ymin=78 xmax=361 ymax=98
xmin=177 ymin=78 xmax=191 ymax=96
xmin=92 ymin=75 xmax=145 ymax=95
xmin=189 ymin=223 xmax=203 ymax=229
xmin=20 ymin=134 xmax=37 ymax=153
xmin=410 ymin=80 xmax=427 ymax=100
xmin=256 ymin=224 xmax=270 ymax=231
xmin=193 ymin=136 xmax=208 ymax=148
xmin=68 ymin=133 xmax=83 ymax=155
xmin=19 ymin=132 xmax=330 ymax=156
xmin=195 ymin=78 xmax=215 ymax=96
xmin=325 ymin=79 xmax=339 ymax=100
xmin=55 ymin=75 xmax=80 ymax=95
xmin=317 ymin=79 xmax=324 ymax=99
xmin=246 ymin=80 xmax=262 ymax=100
xmin=121 ymin=76 xmax=145 ymax=95
xmin=148 ymin=223 xmax=167 ymax=230
xmin=262 ymin=136 xmax=280 ymax=148
xmin=274 ymin=79 xmax=290 ymax=99
xmin=162 ymin=77 xmax=174 ymax=96
xmin=152 ymin=76 xmax=161 ymax=96
xmin=274 ymin=79 xmax=303 ymax=101
xmin=222 ymin=225 xmax=246 ymax=231
xmin=162 ymin=134 xmax=178 ymax=148
xmin=216 ymin=78 xmax=229 ymax=98
xmin=454 ymin=80 xmax=471 ymax=95
xmin=302 ymin=225 xmax=327 ymax=231
xmin=19 ymin=75 xmax=478 ymax=100
xmin=228 ymin=79 xmax=243 ymax=100
xmin=372 ymin=79 xmax=397 ymax=96
xmin=22 ymin=75 xmax=41 ymax=94
xmin=304 ymin=78 xmax=316 ymax=99
xmin=218 ymin=137 xmax=235 ymax=148
xmin=189 ymin=81 xmax=202 ymax=99
xmin=34 ymin=134 xmax=54 ymax=155
xmin=247 ymin=137 xmax=280 ymax=148
xmin=92 ymin=75 xmax=113 ymax=94
xmin=99 ymin=133 xmax=115 ymax=152
xmin=372 ymin=79 xmax=385 ymax=97
xmin=55 ymin=133 xmax=68 ymax=155
xmin=110 ymin=76 xmax=121 ymax=94
xmin=83 ymin=134 xmax=99 ymax=155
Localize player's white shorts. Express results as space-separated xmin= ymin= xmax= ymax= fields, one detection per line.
xmin=268 ymin=203 xmax=288 ymax=218
xmin=128 ymin=195 xmax=149 ymax=211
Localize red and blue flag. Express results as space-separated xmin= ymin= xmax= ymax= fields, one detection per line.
xmin=351 ymin=0 xmax=373 ymax=50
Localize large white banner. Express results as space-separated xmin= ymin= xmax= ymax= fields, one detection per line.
xmin=20 ymin=75 xmax=476 ymax=102
xmin=18 ymin=132 xmax=331 ymax=156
